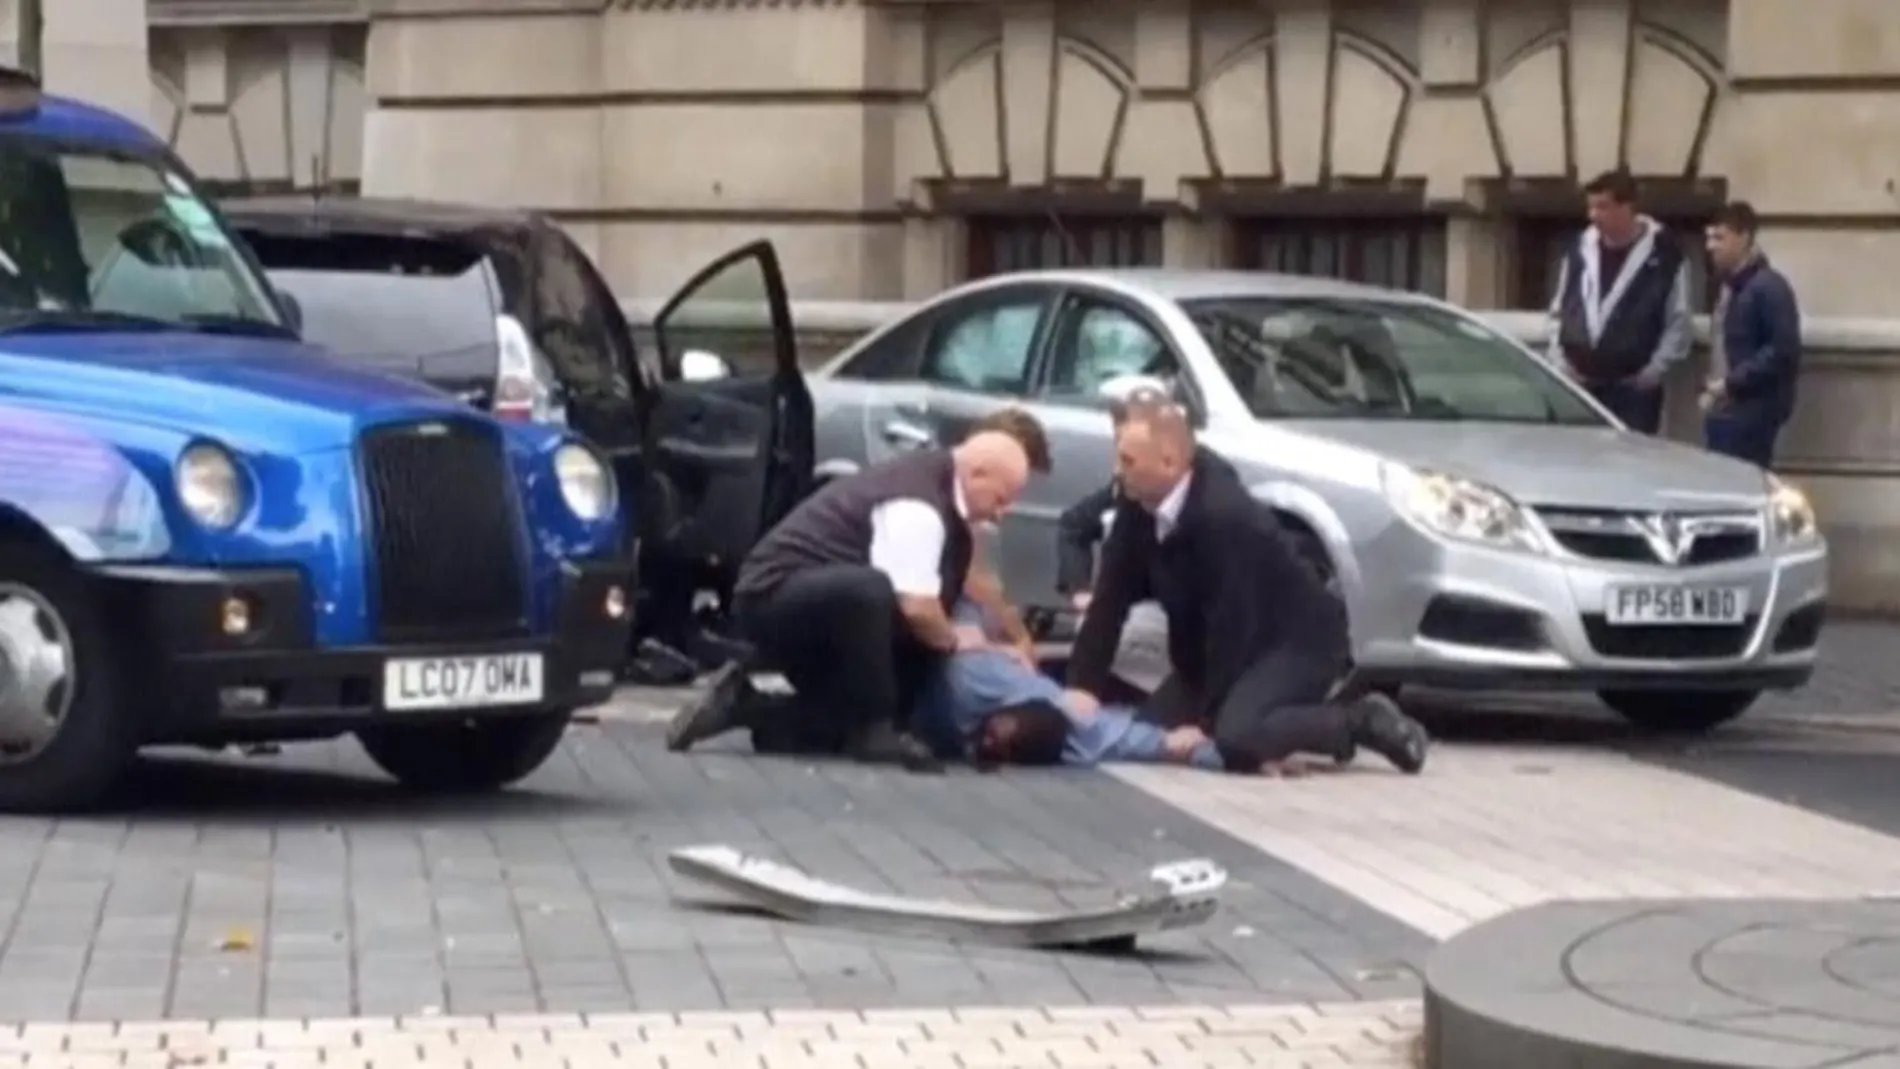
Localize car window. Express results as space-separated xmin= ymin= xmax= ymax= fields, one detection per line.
xmin=1043 ymin=300 xmax=1177 ymax=400
xmin=1181 ymin=296 xmax=1606 ymax=426
xmin=833 ymin=316 xmax=926 ymax=382
xmin=0 ymin=138 xmax=282 ymax=330
xmin=240 ymin=232 xmax=497 ymax=365
xmin=921 ymin=298 xmax=1044 ymax=394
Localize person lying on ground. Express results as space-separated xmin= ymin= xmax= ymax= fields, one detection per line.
xmin=914 ymin=602 xmax=1335 ymax=774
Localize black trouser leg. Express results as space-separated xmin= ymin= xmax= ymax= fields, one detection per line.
xmin=1209 ymin=644 xmax=1356 ymax=771
xmin=736 ymin=565 xmax=907 ymax=755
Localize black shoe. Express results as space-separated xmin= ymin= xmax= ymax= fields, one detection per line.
xmin=848 ymin=721 xmax=945 ymax=774
xmin=666 ymin=662 xmax=752 ymax=752
xmin=1351 ymin=693 xmax=1428 ymax=774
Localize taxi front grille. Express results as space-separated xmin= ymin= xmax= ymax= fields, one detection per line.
xmin=358 ymin=420 xmax=529 ymax=643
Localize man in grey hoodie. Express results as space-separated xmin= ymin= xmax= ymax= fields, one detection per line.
xmin=1544 ymin=170 xmax=1694 ymax=435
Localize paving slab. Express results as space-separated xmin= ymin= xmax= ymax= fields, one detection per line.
xmin=0 ymin=719 xmax=1429 ymax=1023
xmin=0 ymin=999 xmax=1422 ymax=1067
xmin=1423 ymin=898 xmax=1900 ymax=1069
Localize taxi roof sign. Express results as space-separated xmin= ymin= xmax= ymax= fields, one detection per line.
xmin=0 ymin=66 xmax=43 ymax=118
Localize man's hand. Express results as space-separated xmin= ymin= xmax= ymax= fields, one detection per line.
xmin=953 ymin=625 xmax=990 ymax=652
xmin=1556 ymin=360 xmax=1583 ymax=382
xmin=1062 ymin=688 xmax=1100 ymax=720
xmin=1633 ymin=365 xmax=1665 ymax=391
xmin=1071 ymin=591 xmax=1093 ymax=613
xmin=1700 ymin=377 xmax=1729 ymax=412
xmin=1163 ymin=725 xmax=1207 ymax=761
xmin=1007 ymin=639 xmax=1036 ymax=669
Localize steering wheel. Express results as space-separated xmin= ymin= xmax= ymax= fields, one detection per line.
xmin=115 ymin=217 xmax=204 ymax=269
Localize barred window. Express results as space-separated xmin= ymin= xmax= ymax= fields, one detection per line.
xmin=1232 ymin=217 xmax=1448 ymax=297
xmin=965 ymin=214 xmax=1163 ymax=278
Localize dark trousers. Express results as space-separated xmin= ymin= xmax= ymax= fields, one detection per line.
xmin=1141 ymin=644 xmax=1356 ymax=770
xmin=734 ymin=565 xmax=935 ymax=754
xmin=1704 ymin=409 xmax=1781 ymax=470
xmin=1587 ymin=379 xmax=1665 ymax=435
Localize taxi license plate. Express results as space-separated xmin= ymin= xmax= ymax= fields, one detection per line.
xmin=383 ymin=653 xmax=544 ymax=712
xmin=1605 ymin=585 xmax=1749 ymax=626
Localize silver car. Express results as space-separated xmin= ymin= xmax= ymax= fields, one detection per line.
xmin=801 ymin=269 xmax=1826 ymax=734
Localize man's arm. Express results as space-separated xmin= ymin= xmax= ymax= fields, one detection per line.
xmin=1724 ymin=274 xmax=1802 ymax=400
xmin=1544 ymin=256 xmax=1570 ymax=370
xmin=1055 ymin=481 xmax=1117 ymax=597
xmin=1065 ymin=503 xmax=1149 ymax=697
xmin=963 ymin=553 xmax=1031 ymax=658
xmin=1641 ymin=263 xmax=1694 ymax=384
xmin=867 ymin=499 xmax=966 ymax=652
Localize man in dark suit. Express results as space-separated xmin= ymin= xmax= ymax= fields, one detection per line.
xmin=1065 ymin=395 xmax=1428 ymax=774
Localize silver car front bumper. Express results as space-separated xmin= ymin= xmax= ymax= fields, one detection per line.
xmin=1346 ymin=525 xmax=1827 ymax=693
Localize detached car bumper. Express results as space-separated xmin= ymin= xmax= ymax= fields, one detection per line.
xmin=89 ymin=560 xmax=632 ymax=743
xmin=1346 ymin=529 xmax=1827 ymax=693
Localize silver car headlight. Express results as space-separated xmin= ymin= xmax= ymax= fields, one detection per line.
xmin=553 ymin=442 xmax=615 ymax=521
xmin=175 ymin=442 xmax=245 ymax=529
xmin=1383 ymin=463 xmax=1541 ymax=553
xmin=1768 ymin=474 xmax=1818 ymax=544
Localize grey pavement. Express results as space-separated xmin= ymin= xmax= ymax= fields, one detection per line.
xmin=0 ymin=719 xmax=1429 ymax=1026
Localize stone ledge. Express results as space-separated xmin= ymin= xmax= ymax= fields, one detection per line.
xmin=1421 ymin=899 xmax=1900 ymax=1069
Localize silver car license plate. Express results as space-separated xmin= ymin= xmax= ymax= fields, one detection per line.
xmin=1605 ymin=585 xmax=1749 ymax=626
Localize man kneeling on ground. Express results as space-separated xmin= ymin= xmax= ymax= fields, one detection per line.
xmin=666 ymin=409 xmax=1053 ymax=771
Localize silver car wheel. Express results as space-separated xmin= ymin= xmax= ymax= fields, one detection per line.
xmin=0 ymin=582 xmax=75 ymax=764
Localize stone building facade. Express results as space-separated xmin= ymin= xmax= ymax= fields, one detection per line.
xmin=12 ymin=0 xmax=1900 ymax=608
xmin=14 ymin=0 xmax=1895 ymax=316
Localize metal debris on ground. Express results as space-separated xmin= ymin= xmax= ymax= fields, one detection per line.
xmin=668 ymin=843 xmax=1225 ymax=951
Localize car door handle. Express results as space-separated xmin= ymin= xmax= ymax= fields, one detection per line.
xmin=881 ymin=420 xmax=934 ymax=448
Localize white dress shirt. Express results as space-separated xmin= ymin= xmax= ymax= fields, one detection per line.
xmin=867 ymin=481 xmax=970 ymax=597
xmin=1152 ymin=473 xmax=1192 ymax=541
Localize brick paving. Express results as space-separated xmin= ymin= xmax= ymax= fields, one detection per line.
xmin=0 ymin=721 xmax=1428 ymax=1025
xmin=0 ymin=1001 xmax=1420 ymax=1066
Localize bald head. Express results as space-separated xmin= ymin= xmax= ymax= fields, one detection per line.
xmin=953 ymin=430 xmax=1032 ymax=523
xmin=1114 ymin=397 xmax=1196 ymax=509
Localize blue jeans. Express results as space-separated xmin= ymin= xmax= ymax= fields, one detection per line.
xmin=1587 ymin=380 xmax=1665 ymax=435
xmin=1704 ymin=409 xmax=1781 ymax=469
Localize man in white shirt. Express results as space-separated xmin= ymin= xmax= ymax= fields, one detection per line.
xmin=668 ymin=410 xmax=1053 ymax=770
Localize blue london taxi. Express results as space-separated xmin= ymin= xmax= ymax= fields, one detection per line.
xmin=0 ymin=68 xmax=633 ymax=812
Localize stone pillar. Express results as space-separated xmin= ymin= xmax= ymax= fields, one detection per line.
xmin=40 ymin=0 xmax=149 ymax=125
xmin=0 ymin=0 xmax=42 ymax=75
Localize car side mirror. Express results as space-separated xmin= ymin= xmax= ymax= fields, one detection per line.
xmin=680 ymin=349 xmax=733 ymax=382
xmin=275 ymin=291 xmax=303 ymax=335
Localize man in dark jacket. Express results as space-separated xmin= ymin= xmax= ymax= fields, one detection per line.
xmin=1699 ymin=201 xmax=1802 ymax=468
xmin=1065 ymin=398 xmax=1428 ymax=774
xmin=666 ymin=412 xmax=1052 ymax=769
xmin=1545 ymin=170 xmax=1694 ymax=434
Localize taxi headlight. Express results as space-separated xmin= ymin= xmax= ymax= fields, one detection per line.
xmin=1382 ymin=463 xmax=1541 ymax=553
xmin=175 ymin=442 xmax=245 ymax=529
xmin=554 ymin=442 xmax=615 ymax=521
xmin=1769 ymin=474 xmax=1818 ymax=544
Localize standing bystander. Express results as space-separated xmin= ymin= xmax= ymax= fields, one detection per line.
xmin=1544 ymin=170 xmax=1694 ymax=434
xmin=1700 ymin=201 xmax=1802 ymax=469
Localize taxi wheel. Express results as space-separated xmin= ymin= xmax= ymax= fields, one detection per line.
xmin=0 ymin=537 xmax=133 ymax=813
xmin=1599 ymin=689 xmax=1760 ymax=734
xmin=357 ymin=710 xmax=573 ymax=793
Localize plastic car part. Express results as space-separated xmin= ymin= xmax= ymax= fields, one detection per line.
xmin=668 ymin=844 xmax=1226 ymax=950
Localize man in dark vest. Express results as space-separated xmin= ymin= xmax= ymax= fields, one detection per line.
xmin=665 ymin=410 xmax=1052 ymax=770
xmin=1066 ymin=396 xmax=1429 ymax=775
xmin=1545 ymin=169 xmax=1693 ymax=435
